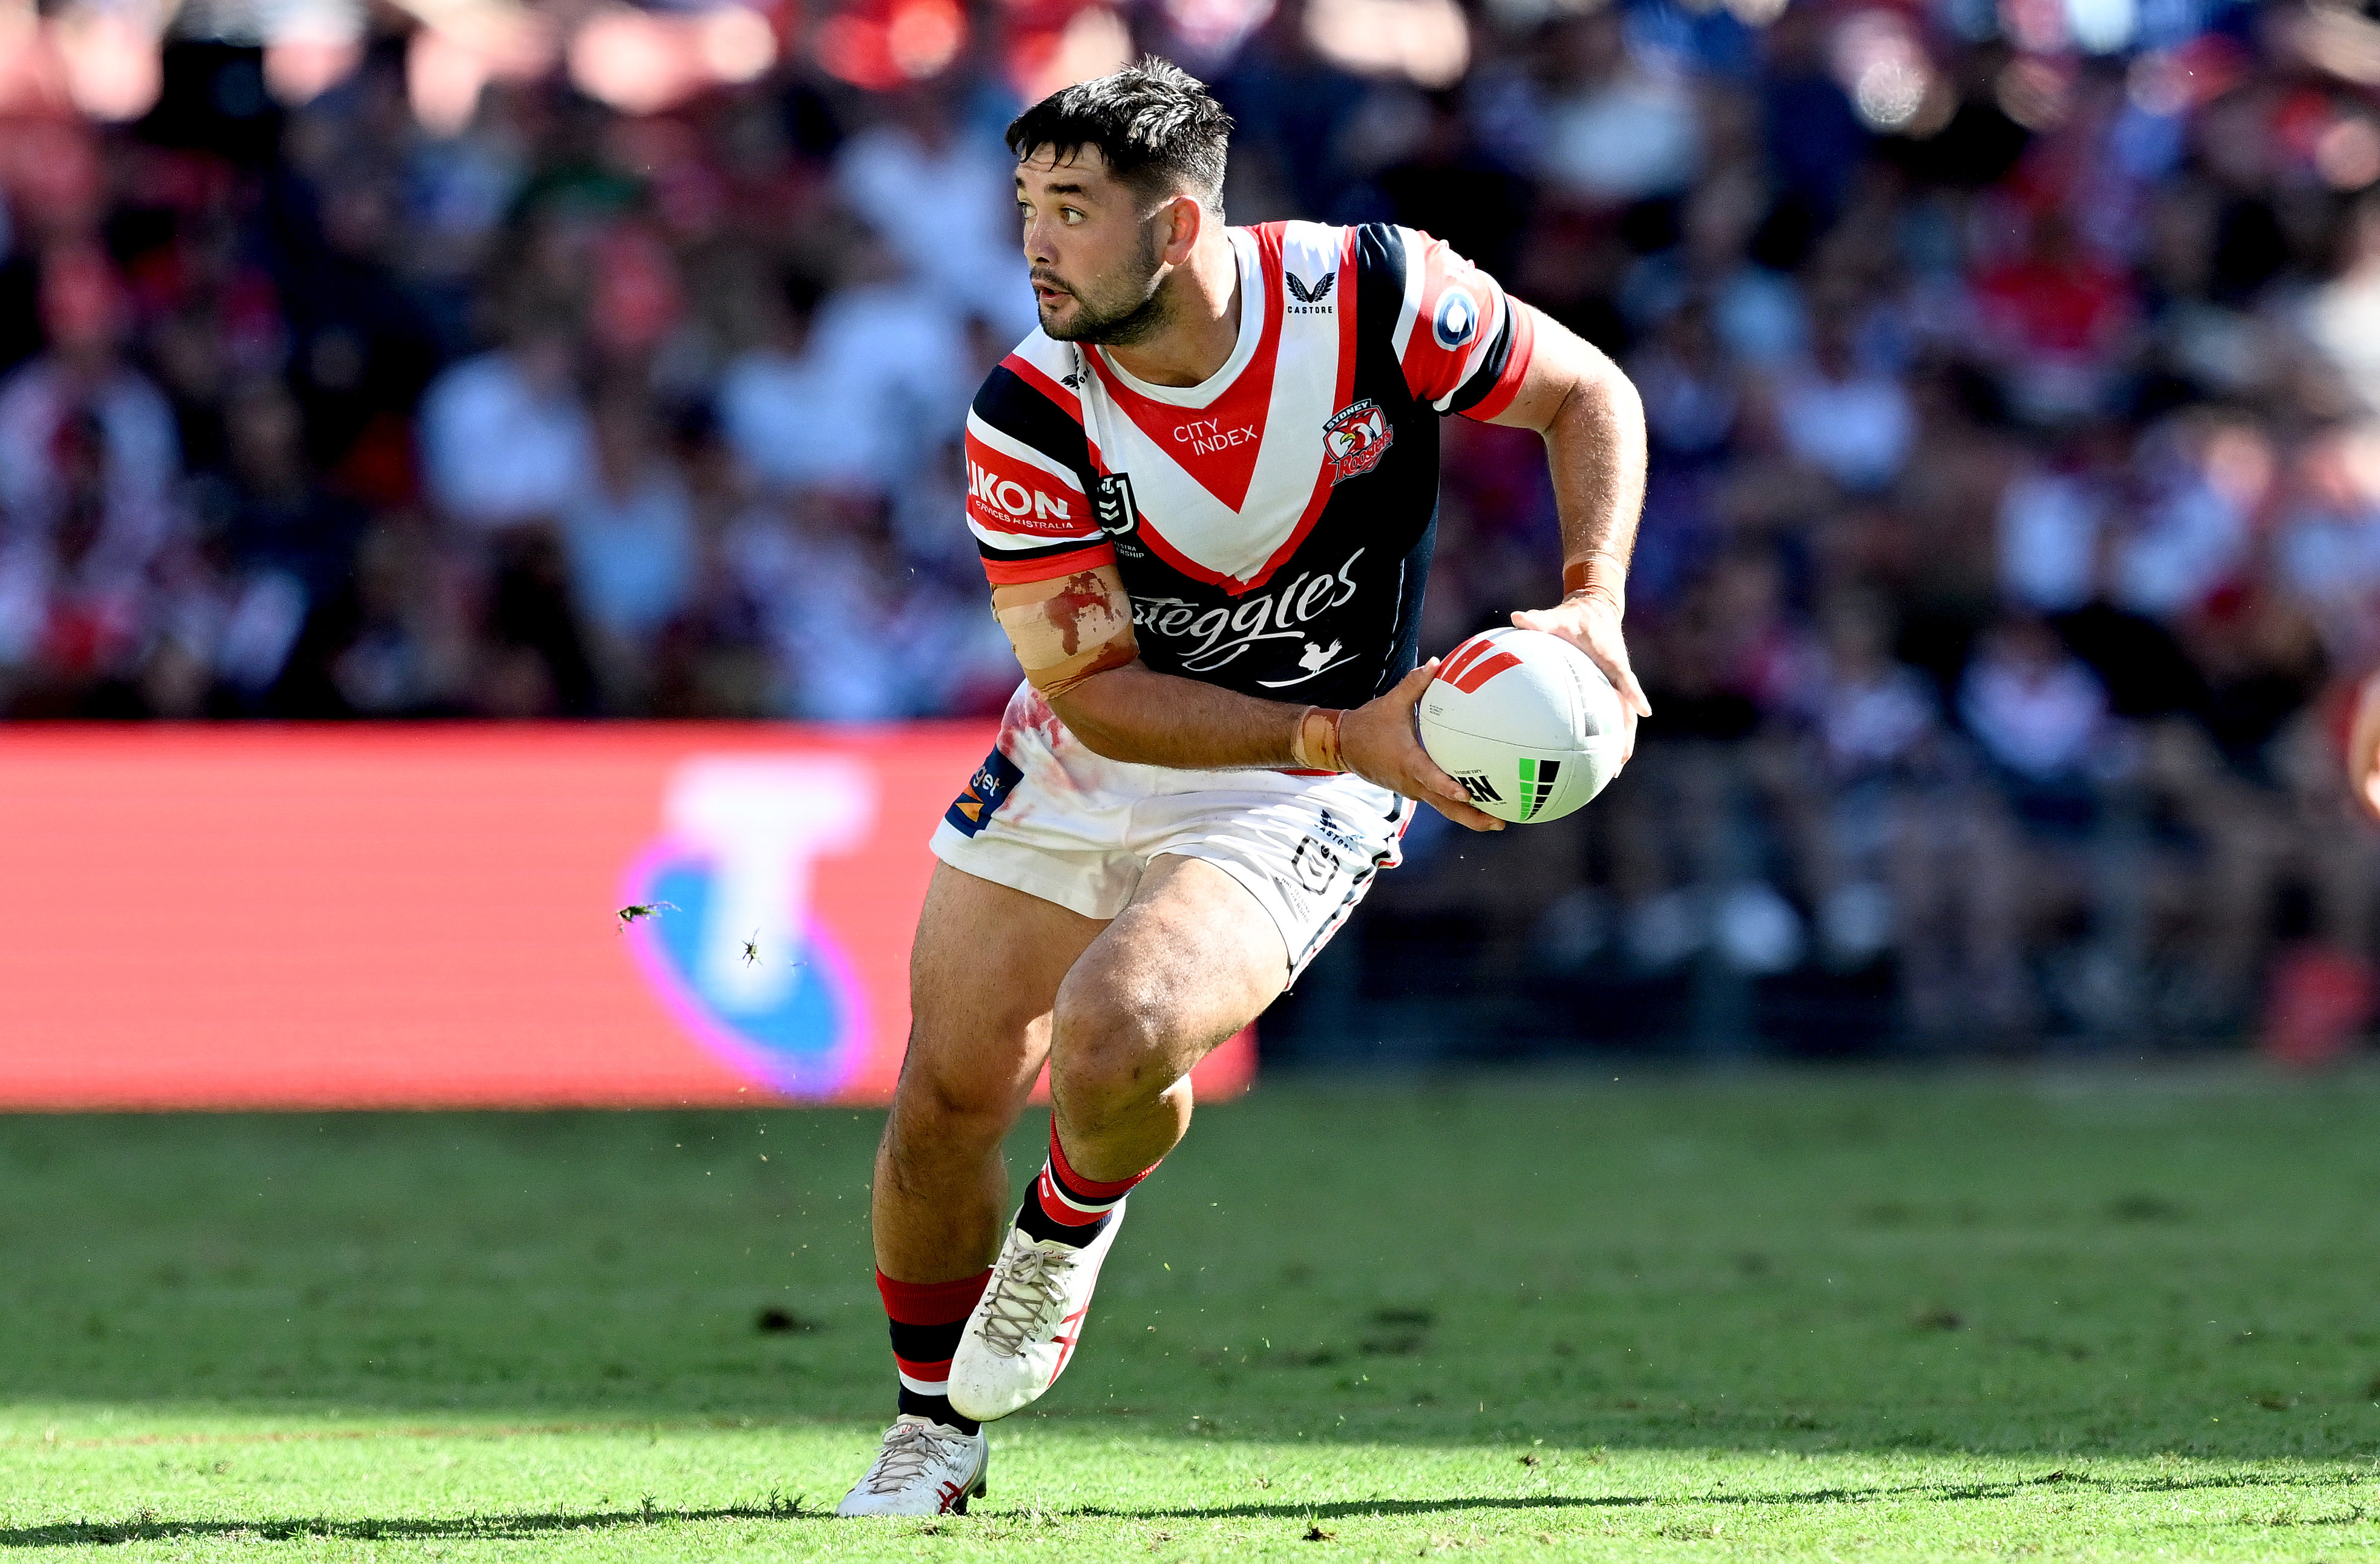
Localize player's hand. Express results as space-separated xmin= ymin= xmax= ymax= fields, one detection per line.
xmin=2349 ymin=671 xmax=2380 ymax=821
xmin=1340 ymin=661 xmax=1505 ymax=831
xmin=1512 ymin=590 xmax=1648 ymax=764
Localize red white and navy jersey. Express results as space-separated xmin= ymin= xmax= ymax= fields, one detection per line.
xmin=962 ymin=221 xmax=1535 ymax=709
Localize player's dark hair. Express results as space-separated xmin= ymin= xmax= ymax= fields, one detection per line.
xmin=1005 ymin=57 xmax=1233 ymax=215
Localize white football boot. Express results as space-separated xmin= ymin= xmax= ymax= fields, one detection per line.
xmin=946 ymin=1200 xmax=1127 ymax=1422
xmin=834 ymin=1415 xmax=989 ymax=1517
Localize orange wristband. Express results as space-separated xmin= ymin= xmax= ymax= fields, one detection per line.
xmin=1291 ymin=705 xmax=1346 ymax=773
xmin=1563 ymin=549 xmax=1628 ymax=605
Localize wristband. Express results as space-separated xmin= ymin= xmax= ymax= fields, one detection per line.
xmin=1563 ymin=549 xmax=1629 ymax=602
xmin=1291 ymin=705 xmax=1346 ymax=773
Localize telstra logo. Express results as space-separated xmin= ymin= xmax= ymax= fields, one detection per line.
xmin=619 ymin=756 xmax=875 ymax=1096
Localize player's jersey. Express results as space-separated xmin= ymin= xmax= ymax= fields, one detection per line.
xmin=962 ymin=221 xmax=1535 ymax=710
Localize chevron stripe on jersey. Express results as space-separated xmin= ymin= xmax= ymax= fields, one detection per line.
xmin=961 ymin=220 xmax=1533 ymax=709
xmin=1072 ymin=221 xmax=1353 ymax=590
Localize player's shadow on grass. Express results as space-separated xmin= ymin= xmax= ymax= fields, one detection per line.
xmin=1077 ymin=1465 xmax=2367 ymax=1523
xmin=0 ymin=1503 xmax=824 ymax=1549
xmin=10 ymin=1468 xmax=2349 ymax=1548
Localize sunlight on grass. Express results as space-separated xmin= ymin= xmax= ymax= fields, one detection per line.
xmin=7 ymin=1422 xmax=2380 ymax=1558
xmin=7 ymin=1071 xmax=2380 ymax=1556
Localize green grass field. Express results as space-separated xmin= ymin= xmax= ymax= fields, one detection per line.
xmin=8 ymin=1070 xmax=2380 ymax=1560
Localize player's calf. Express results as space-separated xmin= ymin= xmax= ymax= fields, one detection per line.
xmin=946 ymin=1120 xmax=1152 ymax=1423
xmin=954 ymin=857 xmax=1286 ymax=1421
xmin=946 ymin=987 xmax=1216 ymax=1421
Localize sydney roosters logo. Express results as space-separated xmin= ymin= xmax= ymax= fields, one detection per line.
xmin=1323 ymin=399 xmax=1393 ymax=483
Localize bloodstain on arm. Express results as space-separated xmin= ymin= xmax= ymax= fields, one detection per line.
xmin=992 ymin=564 xmax=1139 ymax=696
xmin=1041 ymin=571 xmax=1120 ymax=657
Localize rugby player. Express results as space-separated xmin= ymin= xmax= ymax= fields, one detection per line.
xmin=837 ymin=59 xmax=1650 ymax=1516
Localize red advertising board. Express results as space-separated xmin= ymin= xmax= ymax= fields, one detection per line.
xmin=0 ymin=725 xmax=1254 ymax=1109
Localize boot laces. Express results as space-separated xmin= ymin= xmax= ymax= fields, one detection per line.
xmin=861 ymin=1421 xmax=967 ymax=1494
xmin=977 ymin=1245 xmax=1075 ymax=1356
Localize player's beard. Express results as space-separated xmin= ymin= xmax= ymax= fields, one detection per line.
xmin=1037 ymin=222 xmax=1169 ymax=346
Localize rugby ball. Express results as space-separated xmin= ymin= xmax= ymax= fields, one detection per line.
xmin=1416 ymin=627 xmax=1625 ymax=824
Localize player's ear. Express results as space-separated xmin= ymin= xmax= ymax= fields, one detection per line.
xmin=1155 ymin=194 xmax=1201 ymax=266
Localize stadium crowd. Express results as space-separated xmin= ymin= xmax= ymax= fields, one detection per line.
xmin=3 ymin=0 xmax=2379 ymax=1045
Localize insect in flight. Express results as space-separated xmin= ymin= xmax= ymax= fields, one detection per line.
xmin=614 ymin=901 xmax=678 ymax=932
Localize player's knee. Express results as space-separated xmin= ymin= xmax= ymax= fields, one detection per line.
xmin=887 ymin=1058 xmax=1016 ymax=1160
xmin=1047 ymin=977 xmax=1173 ymax=1117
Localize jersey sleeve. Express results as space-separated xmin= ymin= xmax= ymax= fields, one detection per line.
xmin=963 ymin=354 xmax=1116 ymax=586
xmin=1369 ymin=224 xmax=1535 ymax=420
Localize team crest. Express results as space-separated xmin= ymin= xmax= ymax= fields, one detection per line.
xmin=1323 ymin=399 xmax=1394 ymax=484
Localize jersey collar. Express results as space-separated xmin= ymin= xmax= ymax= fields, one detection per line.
xmin=1092 ymin=227 xmax=1262 ymax=410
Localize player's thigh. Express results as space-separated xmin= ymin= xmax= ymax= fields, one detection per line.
xmin=902 ymin=860 xmax=1108 ymax=1132
xmin=1049 ymin=853 xmax=1286 ymax=1096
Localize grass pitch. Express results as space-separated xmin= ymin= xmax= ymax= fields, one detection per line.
xmin=7 ymin=1070 xmax=2380 ymax=1559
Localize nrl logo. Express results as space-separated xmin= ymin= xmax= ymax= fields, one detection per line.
xmin=1093 ymin=473 xmax=1139 ymax=535
xmin=1322 ymin=399 xmax=1393 ymax=484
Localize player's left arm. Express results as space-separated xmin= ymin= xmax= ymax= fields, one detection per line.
xmin=1478 ymin=304 xmax=1651 ymax=757
xmin=2348 ymin=669 xmax=2380 ymax=820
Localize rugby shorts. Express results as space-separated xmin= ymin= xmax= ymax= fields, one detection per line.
xmin=930 ymin=684 xmax=1411 ymax=981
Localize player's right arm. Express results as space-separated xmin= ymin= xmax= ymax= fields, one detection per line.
xmin=1046 ymin=640 xmax=1498 ymax=830
xmin=965 ymin=389 xmax=1497 ymax=828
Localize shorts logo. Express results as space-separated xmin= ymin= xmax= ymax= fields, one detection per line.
xmin=946 ymin=747 xmax=1024 ymax=838
xmin=1453 ymin=772 xmax=1503 ymax=805
xmin=1290 ymin=834 xmax=1342 ymax=894
xmin=1311 ymin=808 xmax=1362 ymax=857
xmin=1323 ymin=400 xmax=1393 ymax=485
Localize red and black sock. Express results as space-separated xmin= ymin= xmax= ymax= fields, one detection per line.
xmin=877 ymin=1268 xmax=990 ymax=1434
xmin=1013 ymin=1121 xmax=1156 ymax=1247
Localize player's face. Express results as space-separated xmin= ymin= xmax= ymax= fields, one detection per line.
xmin=1015 ymin=146 xmax=1169 ymax=346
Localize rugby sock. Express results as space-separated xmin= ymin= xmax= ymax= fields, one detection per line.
xmin=877 ymin=1268 xmax=990 ymax=1433
xmin=1013 ymin=1121 xmax=1155 ymax=1247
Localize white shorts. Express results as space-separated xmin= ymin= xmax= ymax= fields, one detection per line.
xmin=931 ymin=684 xmax=1412 ymax=980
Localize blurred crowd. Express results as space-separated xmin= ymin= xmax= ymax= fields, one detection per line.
xmin=7 ymin=0 xmax=2380 ymax=1043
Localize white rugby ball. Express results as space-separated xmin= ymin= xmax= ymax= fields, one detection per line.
xmin=1415 ymin=627 xmax=1626 ymax=824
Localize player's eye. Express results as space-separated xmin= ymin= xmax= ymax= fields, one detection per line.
xmin=1061 ymin=207 xmax=1084 ymax=224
